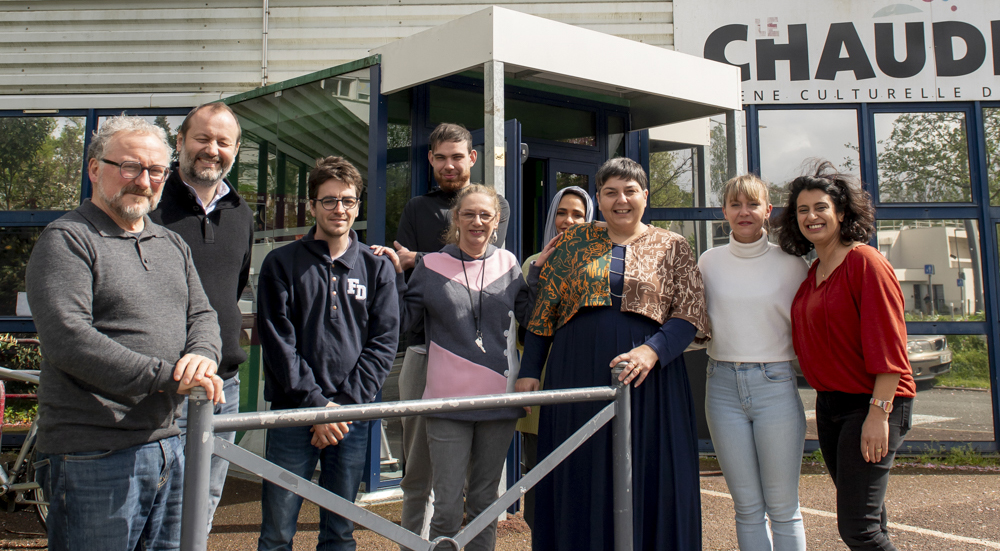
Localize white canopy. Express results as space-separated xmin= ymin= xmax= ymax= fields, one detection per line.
xmin=372 ymin=6 xmax=742 ymax=130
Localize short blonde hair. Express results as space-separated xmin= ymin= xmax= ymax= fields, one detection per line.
xmin=443 ymin=184 xmax=501 ymax=245
xmin=721 ymin=174 xmax=770 ymax=206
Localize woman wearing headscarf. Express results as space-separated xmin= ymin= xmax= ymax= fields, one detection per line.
xmin=516 ymin=185 xmax=594 ymax=528
xmin=516 ymin=158 xmax=710 ymax=550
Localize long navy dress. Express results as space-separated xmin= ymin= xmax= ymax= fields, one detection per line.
xmin=529 ymin=245 xmax=701 ymax=551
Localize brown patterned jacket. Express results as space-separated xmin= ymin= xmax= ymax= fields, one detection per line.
xmin=526 ymin=221 xmax=711 ymax=340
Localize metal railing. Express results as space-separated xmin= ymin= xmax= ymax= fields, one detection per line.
xmin=180 ymin=365 xmax=633 ymax=551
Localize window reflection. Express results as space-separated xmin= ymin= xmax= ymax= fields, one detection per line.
xmin=650 ymin=219 xmax=727 ymax=258
xmin=231 ymin=68 xmax=371 ymax=244
xmin=0 ymin=227 xmax=42 ymax=316
xmin=798 ymin=332 xmax=992 ymax=441
xmin=0 ymin=117 xmax=86 ymax=210
xmin=876 ymin=220 xmax=982 ymax=319
xmin=758 ymin=109 xmax=860 ymax=207
xmin=708 ymin=115 xmax=731 ymax=207
xmin=984 ymin=108 xmax=1000 ymax=205
xmin=556 ymin=172 xmax=587 ymax=191
xmin=649 ymin=148 xmax=695 ymax=208
xmin=875 ymin=111 xmax=971 ymax=203
xmin=428 ymin=85 xmax=597 ymax=145
xmin=385 ymin=91 xmax=412 ymax=245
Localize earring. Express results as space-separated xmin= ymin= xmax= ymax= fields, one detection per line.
xmin=490 ymin=231 xmax=498 ymax=244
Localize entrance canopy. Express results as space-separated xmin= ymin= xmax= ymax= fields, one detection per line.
xmin=373 ymin=6 xmax=742 ymax=131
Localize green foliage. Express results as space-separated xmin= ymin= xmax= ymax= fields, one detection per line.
xmin=935 ymin=334 xmax=990 ymax=389
xmin=0 ymin=228 xmax=41 ymax=315
xmin=0 ymin=117 xmax=84 ymax=211
xmin=0 ymin=334 xmax=41 ymax=426
xmin=708 ymin=122 xmax=728 ymax=203
xmin=648 ymin=150 xmax=693 ymax=208
xmin=805 ymin=449 xmax=824 ymax=465
xmin=876 ymin=112 xmax=971 ymax=203
xmin=915 ymin=443 xmax=1000 ymax=467
xmin=983 ymin=109 xmax=1000 ymax=204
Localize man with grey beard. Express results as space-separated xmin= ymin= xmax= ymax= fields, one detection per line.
xmin=150 ymin=102 xmax=254 ymax=531
xmin=26 ymin=115 xmax=224 ymax=550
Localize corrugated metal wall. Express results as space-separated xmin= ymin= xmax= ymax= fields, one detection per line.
xmin=0 ymin=0 xmax=673 ymax=105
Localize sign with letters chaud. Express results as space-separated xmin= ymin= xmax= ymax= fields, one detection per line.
xmin=674 ymin=0 xmax=1000 ymax=104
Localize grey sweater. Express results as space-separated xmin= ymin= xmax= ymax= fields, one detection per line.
xmin=25 ymin=200 xmax=221 ymax=454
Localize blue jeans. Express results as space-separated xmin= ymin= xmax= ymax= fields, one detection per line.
xmin=258 ymin=420 xmax=371 ymax=551
xmin=178 ymin=374 xmax=240 ymax=532
xmin=35 ymin=436 xmax=184 ymax=551
xmin=705 ymin=360 xmax=807 ymax=551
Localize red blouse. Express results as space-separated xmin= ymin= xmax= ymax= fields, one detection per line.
xmin=791 ymin=245 xmax=916 ymax=398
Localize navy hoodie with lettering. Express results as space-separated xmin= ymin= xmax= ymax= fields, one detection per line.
xmin=257 ymin=228 xmax=399 ymax=410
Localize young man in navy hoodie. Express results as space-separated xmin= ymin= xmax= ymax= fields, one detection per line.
xmin=256 ymin=156 xmax=399 ymax=551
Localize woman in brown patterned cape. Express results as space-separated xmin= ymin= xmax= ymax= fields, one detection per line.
xmin=516 ymin=157 xmax=710 ymax=551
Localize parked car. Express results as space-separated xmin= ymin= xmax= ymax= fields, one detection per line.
xmin=793 ymin=335 xmax=951 ymax=381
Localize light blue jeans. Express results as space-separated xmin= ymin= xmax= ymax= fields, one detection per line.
xmin=705 ymin=359 xmax=807 ymax=551
xmin=35 ymin=436 xmax=185 ymax=551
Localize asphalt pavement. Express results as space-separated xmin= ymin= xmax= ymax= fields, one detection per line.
xmin=2 ymin=460 xmax=997 ymax=550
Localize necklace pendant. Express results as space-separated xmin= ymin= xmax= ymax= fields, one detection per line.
xmin=475 ymin=335 xmax=486 ymax=353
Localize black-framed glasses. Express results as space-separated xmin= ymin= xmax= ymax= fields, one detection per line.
xmin=101 ymin=159 xmax=170 ymax=184
xmin=314 ymin=196 xmax=360 ymax=210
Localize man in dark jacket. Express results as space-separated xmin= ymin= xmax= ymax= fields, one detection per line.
xmin=256 ymin=156 xmax=399 ymax=551
xmin=149 ymin=101 xmax=254 ymax=530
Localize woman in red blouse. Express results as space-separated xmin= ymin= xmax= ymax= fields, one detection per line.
xmin=776 ymin=161 xmax=915 ymax=551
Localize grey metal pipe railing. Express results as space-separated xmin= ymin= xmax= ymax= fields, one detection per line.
xmin=181 ymin=365 xmax=633 ymax=551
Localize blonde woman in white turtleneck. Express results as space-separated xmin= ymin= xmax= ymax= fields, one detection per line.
xmin=698 ymin=175 xmax=809 ymax=551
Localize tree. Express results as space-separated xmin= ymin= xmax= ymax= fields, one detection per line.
xmin=875 ymin=112 xmax=970 ymax=202
xmin=154 ymin=116 xmax=179 ymax=161
xmin=984 ymin=109 xmax=1000 ymax=205
xmin=0 ymin=118 xmax=55 ymax=210
xmin=647 ymin=149 xmax=694 ymax=208
xmin=708 ymin=121 xmax=728 ymax=205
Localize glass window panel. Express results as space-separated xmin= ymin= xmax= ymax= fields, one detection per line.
xmin=985 ymin=108 xmax=1000 ymax=205
xmin=0 ymin=227 xmax=42 ymax=316
xmin=707 ymin=115 xmax=732 ymax=207
xmin=797 ymin=334 xmax=992 ymax=442
xmin=428 ymin=85 xmax=597 ymax=145
xmin=96 ymin=115 xmax=185 ymax=162
xmin=608 ymin=115 xmax=626 ymax=159
xmin=877 ymin=220 xmax=983 ymax=320
xmin=649 ymin=148 xmax=695 ymax=208
xmin=556 ymin=172 xmax=588 ymax=191
xmin=386 ymin=90 xmax=412 ymax=246
xmin=0 ymin=116 xmax=85 ymax=210
xmin=875 ymin=111 xmax=971 ymax=203
xmin=232 ymin=69 xmax=371 ymax=245
xmin=650 ymin=219 xmax=727 ymax=258
xmin=758 ymin=109 xmax=860 ymax=207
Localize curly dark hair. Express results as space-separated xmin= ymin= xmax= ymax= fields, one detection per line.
xmin=775 ymin=160 xmax=876 ymax=256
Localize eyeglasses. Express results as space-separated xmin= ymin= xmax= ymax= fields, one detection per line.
xmin=459 ymin=211 xmax=496 ymax=223
xmin=101 ymin=159 xmax=170 ymax=184
xmin=314 ymin=196 xmax=360 ymax=210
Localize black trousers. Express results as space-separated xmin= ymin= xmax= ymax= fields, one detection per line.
xmin=815 ymin=391 xmax=913 ymax=551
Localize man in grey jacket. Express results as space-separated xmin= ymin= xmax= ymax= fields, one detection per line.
xmin=25 ymin=115 xmax=224 ymax=551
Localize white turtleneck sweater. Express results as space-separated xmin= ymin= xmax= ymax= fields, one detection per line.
xmin=698 ymin=232 xmax=809 ymax=362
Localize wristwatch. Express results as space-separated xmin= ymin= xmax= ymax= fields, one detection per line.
xmin=869 ymin=397 xmax=894 ymax=414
